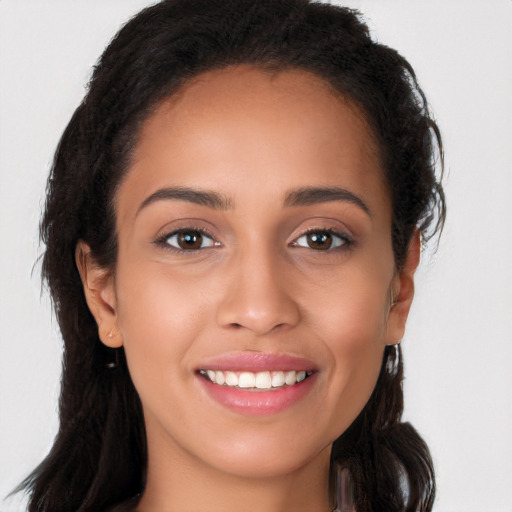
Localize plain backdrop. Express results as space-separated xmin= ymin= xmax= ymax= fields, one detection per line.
xmin=0 ymin=1 xmax=511 ymax=511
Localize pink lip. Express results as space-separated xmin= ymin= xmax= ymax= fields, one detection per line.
xmin=196 ymin=352 xmax=318 ymax=416
xmin=197 ymin=352 xmax=317 ymax=372
xmin=199 ymin=373 xmax=317 ymax=416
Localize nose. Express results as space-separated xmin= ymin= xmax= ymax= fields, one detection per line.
xmin=216 ymin=247 xmax=301 ymax=336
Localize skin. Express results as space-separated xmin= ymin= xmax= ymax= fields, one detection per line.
xmin=77 ymin=66 xmax=419 ymax=512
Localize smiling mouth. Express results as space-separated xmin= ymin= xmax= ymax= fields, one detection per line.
xmin=198 ymin=369 xmax=314 ymax=390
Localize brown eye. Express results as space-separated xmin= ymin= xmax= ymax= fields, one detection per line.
xmin=177 ymin=231 xmax=203 ymax=249
xmin=164 ymin=230 xmax=216 ymax=251
xmin=306 ymin=232 xmax=332 ymax=250
xmin=294 ymin=230 xmax=349 ymax=251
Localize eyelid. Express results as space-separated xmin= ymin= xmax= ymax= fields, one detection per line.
xmin=153 ymin=222 xmax=353 ymax=253
xmin=290 ymin=227 xmax=353 ymax=250
xmin=155 ymin=226 xmax=221 ymax=252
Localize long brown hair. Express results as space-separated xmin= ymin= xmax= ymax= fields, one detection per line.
xmin=19 ymin=1 xmax=445 ymax=510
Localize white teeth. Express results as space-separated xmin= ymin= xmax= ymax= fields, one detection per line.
xmin=255 ymin=371 xmax=272 ymax=390
xmin=285 ymin=370 xmax=297 ymax=386
xmin=271 ymin=371 xmax=285 ymax=387
xmin=238 ymin=372 xmax=255 ymax=388
xmin=225 ymin=371 xmax=238 ymax=387
xmin=215 ymin=371 xmax=225 ymax=386
xmin=200 ymin=369 xmax=311 ymax=389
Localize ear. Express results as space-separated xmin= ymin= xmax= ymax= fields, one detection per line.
xmin=385 ymin=230 xmax=421 ymax=345
xmin=75 ymin=241 xmax=122 ymax=348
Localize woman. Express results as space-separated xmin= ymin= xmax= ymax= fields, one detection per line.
xmin=18 ymin=1 xmax=445 ymax=511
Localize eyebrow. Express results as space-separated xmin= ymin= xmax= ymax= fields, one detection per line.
xmin=284 ymin=186 xmax=371 ymax=217
xmin=137 ymin=186 xmax=233 ymax=215
xmin=136 ymin=185 xmax=370 ymax=218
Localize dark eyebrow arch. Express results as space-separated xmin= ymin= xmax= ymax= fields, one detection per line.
xmin=137 ymin=186 xmax=233 ymax=215
xmin=284 ymin=186 xmax=371 ymax=217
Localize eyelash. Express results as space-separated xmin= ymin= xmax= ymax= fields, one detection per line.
xmin=155 ymin=227 xmax=353 ymax=254
xmin=290 ymin=228 xmax=353 ymax=252
xmin=155 ymin=227 xmax=219 ymax=254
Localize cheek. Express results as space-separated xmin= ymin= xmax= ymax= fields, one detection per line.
xmin=322 ymin=325 xmax=385 ymax=440
xmin=329 ymin=305 xmax=385 ymax=390
xmin=113 ymin=259 xmax=211 ymax=395
xmin=307 ymin=269 xmax=390 ymax=434
xmin=308 ymin=262 xmax=391 ymax=354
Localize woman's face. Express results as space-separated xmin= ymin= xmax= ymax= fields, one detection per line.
xmin=88 ymin=66 xmax=414 ymax=479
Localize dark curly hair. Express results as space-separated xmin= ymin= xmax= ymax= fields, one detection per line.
xmin=18 ymin=1 xmax=445 ymax=511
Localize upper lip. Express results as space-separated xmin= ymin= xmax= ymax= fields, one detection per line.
xmin=197 ymin=352 xmax=317 ymax=372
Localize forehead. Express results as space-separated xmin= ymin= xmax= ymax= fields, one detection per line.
xmin=117 ymin=65 xmax=389 ymax=222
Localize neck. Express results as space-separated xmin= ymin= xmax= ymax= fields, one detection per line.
xmin=138 ymin=432 xmax=333 ymax=512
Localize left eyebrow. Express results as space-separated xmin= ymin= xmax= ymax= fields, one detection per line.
xmin=136 ymin=186 xmax=233 ymax=217
xmin=284 ymin=186 xmax=371 ymax=217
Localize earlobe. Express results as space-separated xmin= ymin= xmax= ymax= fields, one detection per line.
xmin=386 ymin=230 xmax=421 ymax=345
xmin=75 ymin=241 xmax=122 ymax=348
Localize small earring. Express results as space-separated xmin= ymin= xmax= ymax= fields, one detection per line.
xmin=385 ymin=342 xmax=401 ymax=375
xmin=333 ymin=463 xmax=355 ymax=512
xmin=105 ymin=327 xmax=120 ymax=369
xmin=106 ymin=349 xmax=120 ymax=370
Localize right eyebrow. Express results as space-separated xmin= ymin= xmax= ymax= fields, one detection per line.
xmin=136 ymin=186 xmax=233 ymax=217
xmin=284 ymin=186 xmax=371 ymax=218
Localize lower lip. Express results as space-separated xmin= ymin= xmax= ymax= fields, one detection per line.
xmin=198 ymin=374 xmax=317 ymax=416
